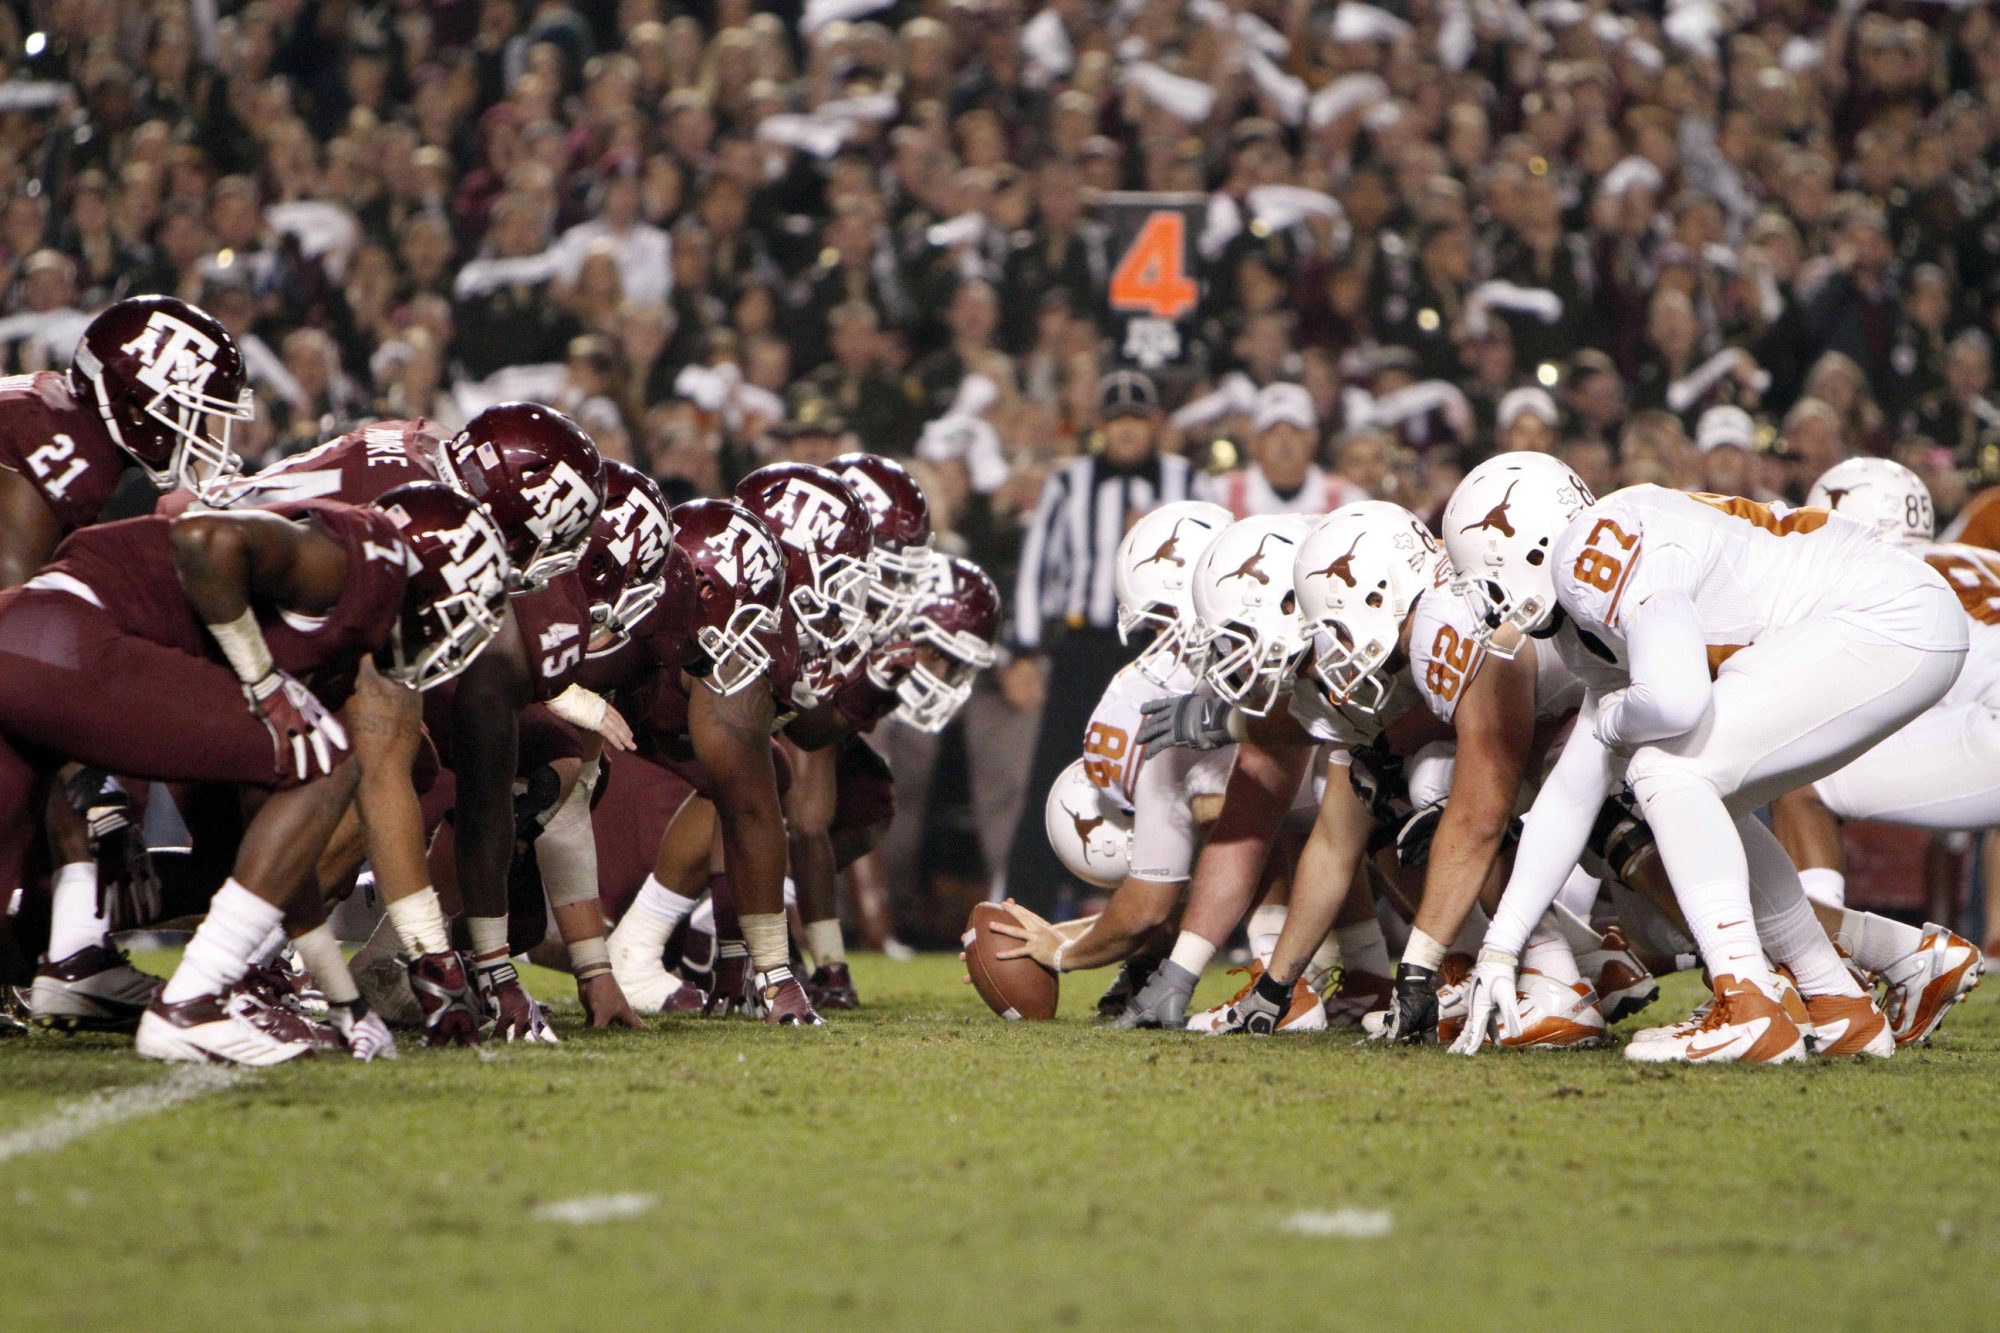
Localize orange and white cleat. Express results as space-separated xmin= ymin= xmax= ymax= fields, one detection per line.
xmin=1879 ymin=925 xmax=1983 ymax=1048
xmin=1189 ymin=963 xmax=1326 ymax=1034
xmin=1802 ymin=990 xmax=1893 ymax=1059
xmin=1496 ymin=970 xmax=1607 ymax=1049
xmin=1578 ymin=926 xmax=1658 ymax=1023
xmin=1623 ymin=974 xmax=1807 ymax=1065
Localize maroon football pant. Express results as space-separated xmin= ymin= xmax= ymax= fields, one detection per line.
xmin=591 ymin=749 xmax=699 ymax=922
xmin=0 ymin=589 xmax=289 ymax=895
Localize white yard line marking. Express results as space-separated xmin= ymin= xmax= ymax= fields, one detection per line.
xmin=1279 ymin=1208 xmax=1394 ymax=1239
xmin=0 ymin=1066 xmax=248 ymax=1165
xmin=531 ymin=1193 xmax=659 ymax=1225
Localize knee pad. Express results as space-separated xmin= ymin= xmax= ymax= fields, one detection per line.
xmin=1622 ymin=747 xmax=1721 ymax=810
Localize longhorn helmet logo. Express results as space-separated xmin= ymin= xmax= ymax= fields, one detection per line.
xmin=1310 ymin=533 xmax=1366 ymax=588
xmin=1136 ymin=518 xmax=1201 ymax=571
xmin=1459 ymin=479 xmax=1522 ymax=539
xmin=1219 ymin=533 xmax=1287 ymax=587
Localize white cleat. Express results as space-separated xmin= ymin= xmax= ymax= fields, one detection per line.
xmin=1623 ymin=975 xmax=1807 ymax=1065
xmin=1578 ymin=926 xmax=1658 ymax=1023
xmin=135 ymin=992 xmax=316 ymax=1066
xmin=1499 ymin=970 xmax=1608 ymax=1049
xmin=1188 ymin=964 xmax=1326 ymax=1033
xmin=1879 ymin=925 xmax=1984 ymax=1048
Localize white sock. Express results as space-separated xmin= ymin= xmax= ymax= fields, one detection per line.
xmin=1334 ymin=918 xmax=1391 ymax=977
xmin=467 ymin=915 xmax=509 ymax=966
xmin=1448 ymin=904 xmax=1489 ymax=956
xmin=162 ymin=880 xmax=284 ymax=1003
xmin=1633 ymin=776 xmax=1771 ymax=988
xmin=1247 ymin=904 xmax=1287 ymax=967
xmin=1521 ymin=919 xmax=1582 ymax=986
xmin=290 ymin=922 xmax=360 ymax=1004
xmin=742 ymin=911 xmax=789 ymax=972
xmin=619 ymin=875 xmax=697 ymax=956
xmin=384 ymin=886 xmax=451 ymax=956
xmin=1798 ymin=867 xmax=1846 ymax=910
xmin=1739 ymin=815 xmax=1862 ymax=998
xmin=1168 ymin=931 xmax=1216 ymax=978
xmin=1838 ymin=908 xmax=1924 ymax=974
xmin=1555 ymin=868 xmax=1601 ymax=922
xmin=1306 ymin=932 xmax=1341 ymax=991
xmin=1402 ymin=926 xmax=1448 ymax=973
xmin=804 ymin=919 xmax=846 ymax=969
xmin=249 ymin=923 xmax=289 ymax=968
xmin=46 ymin=861 xmax=107 ymax=960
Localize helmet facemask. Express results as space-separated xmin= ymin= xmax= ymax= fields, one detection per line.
xmin=1202 ymin=617 xmax=1304 ymax=717
xmin=889 ymin=613 xmax=996 ymax=732
xmin=1120 ymin=600 xmax=1195 ymax=687
xmin=791 ymin=548 xmax=874 ymax=685
xmin=1455 ymin=566 xmax=1552 ymax=659
xmin=696 ymin=601 xmax=777 ymax=696
xmin=389 ymin=584 xmax=510 ymax=692
xmin=1308 ymin=617 xmax=1394 ymax=716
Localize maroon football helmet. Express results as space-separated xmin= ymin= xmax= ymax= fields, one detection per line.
xmin=70 ymin=295 xmax=253 ymax=491
xmin=434 ymin=402 xmax=605 ymax=591
xmin=732 ymin=462 xmax=875 ymax=689
xmin=871 ymin=556 xmax=1000 ymax=732
xmin=668 ymin=498 xmax=787 ymax=696
xmin=373 ymin=482 xmax=512 ymax=691
xmin=577 ymin=460 xmax=675 ymax=645
xmin=830 ymin=451 xmax=935 ymax=632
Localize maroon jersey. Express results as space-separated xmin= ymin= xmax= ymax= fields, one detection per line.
xmin=832 ymin=671 xmax=902 ymax=732
xmin=174 ymin=419 xmax=442 ymax=514
xmin=512 ymin=571 xmax=594 ymax=702
xmin=43 ymin=500 xmax=410 ymax=707
xmin=0 ymin=371 xmax=127 ymax=534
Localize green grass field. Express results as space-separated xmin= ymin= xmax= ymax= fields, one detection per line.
xmin=1 ymin=951 xmax=1996 ymax=1331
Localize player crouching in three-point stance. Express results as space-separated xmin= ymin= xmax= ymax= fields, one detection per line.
xmin=1442 ymin=453 xmax=1965 ymax=1063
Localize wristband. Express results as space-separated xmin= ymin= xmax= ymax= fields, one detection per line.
xmin=570 ymin=936 xmax=612 ymax=980
xmin=1051 ymin=938 xmax=1072 ymax=973
xmin=547 ymin=683 xmax=611 ymax=732
xmin=207 ymin=608 xmax=276 ymax=686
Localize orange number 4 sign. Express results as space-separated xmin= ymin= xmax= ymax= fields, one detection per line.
xmin=1109 ymin=212 xmax=1198 ymax=320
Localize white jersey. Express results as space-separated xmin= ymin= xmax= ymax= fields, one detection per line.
xmin=1922 ymin=542 xmax=2000 ymax=707
xmin=1407 ymin=587 xmax=1584 ymax=726
xmin=1287 ymin=667 xmax=1421 ymax=759
xmin=1545 ymin=485 xmax=1956 ymax=692
xmin=1083 ymin=660 xmax=1196 ymax=812
xmin=1081 ymin=661 xmax=1237 ymax=883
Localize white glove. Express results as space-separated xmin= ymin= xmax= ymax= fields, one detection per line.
xmin=329 ymin=1002 xmax=398 ymax=1062
xmin=245 ymin=670 xmax=350 ymax=781
xmin=1448 ymin=946 xmax=1523 ymax=1055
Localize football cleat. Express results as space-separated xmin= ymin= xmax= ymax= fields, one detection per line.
xmin=702 ymin=944 xmax=751 ymax=1017
xmin=1578 ymin=926 xmax=1659 ymax=1023
xmin=1320 ymin=968 xmax=1393 ymax=1029
xmin=757 ymin=967 xmax=825 ymax=1026
xmin=1878 ymin=925 xmax=1983 ymax=1047
xmin=1094 ymin=955 xmax=1157 ymax=1022
xmin=473 ymin=958 xmax=559 ymax=1044
xmin=1802 ymin=991 xmax=1893 ymax=1059
xmin=1497 ymin=970 xmax=1607 ymax=1049
xmin=1425 ymin=953 xmax=1476 ymax=1046
xmin=806 ymin=963 xmax=859 ymax=1011
xmin=1623 ymin=974 xmax=1807 ymax=1065
xmin=30 ymin=944 xmax=163 ymax=1033
xmin=1189 ymin=964 xmax=1327 ymax=1034
xmin=135 ymin=991 xmax=317 ymax=1066
xmin=405 ymin=952 xmax=481 ymax=1047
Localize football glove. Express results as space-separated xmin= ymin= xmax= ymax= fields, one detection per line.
xmin=1448 ymin=946 xmax=1522 ymax=1055
xmin=1136 ymin=693 xmax=1233 ymax=759
xmin=244 ymin=670 xmax=349 ymax=781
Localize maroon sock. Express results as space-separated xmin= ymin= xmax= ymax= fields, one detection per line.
xmin=707 ymin=872 xmax=741 ymax=943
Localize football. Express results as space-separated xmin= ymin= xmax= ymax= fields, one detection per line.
xmin=962 ymin=903 xmax=1060 ymax=1021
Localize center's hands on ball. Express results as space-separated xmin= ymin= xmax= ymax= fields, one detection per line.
xmin=1136 ymin=693 xmax=1233 ymax=760
xmin=246 ymin=669 xmax=349 ymax=780
xmin=1449 ymin=945 xmax=1522 ymax=1055
xmin=987 ymin=900 xmax=1066 ymax=970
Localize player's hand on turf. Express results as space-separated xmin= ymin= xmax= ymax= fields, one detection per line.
xmin=1449 ymin=946 xmax=1522 ymax=1055
xmin=477 ymin=959 xmax=561 ymax=1044
xmin=1377 ymin=962 xmax=1439 ymax=1044
xmin=245 ymin=669 xmax=350 ymax=780
xmin=579 ymin=971 xmax=646 ymax=1029
xmin=329 ymin=1000 xmax=398 ymax=1061
xmin=1136 ymin=693 xmax=1233 ymax=759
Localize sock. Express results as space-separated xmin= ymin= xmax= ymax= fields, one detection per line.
xmin=162 ymin=880 xmax=284 ymax=1003
xmin=617 ymin=875 xmax=699 ymax=955
xmin=1838 ymin=908 xmax=1924 ymax=974
xmin=1556 ymin=867 xmax=1601 ymax=922
xmin=46 ymin=861 xmax=107 ymax=959
xmin=1738 ymin=814 xmax=1862 ymax=998
xmin=467 ymin=914 xmax=510 ymax=967
xmin=1631 ymin=774 xmax=1771 ymax=989
xmin=1334 ymin=918 xmax=1391 ymax=977
xmin=708 ymin=874 xmax=741 ymax=941
xmin=804 ymin=919 xmax=846 ymax=969
xmin=1799 ymin=867 xmax=1846 ymax=910
xmin=1306 ymin=932 xmax=1341 ymax=990
xmin=742 ymin=911 xmax=789 ymax=972
xmin=1521 ymin=919 xmax=1582 ymax=986
xmin=384 ymin=886 xmax=451 ymax=956
xmin=1252 ymin=969 xmax=1291 ymax=1007
xmin=290 ymin=922 xmax=360 ymax=1004
xmin=249 ymin=924 xmax=288 ymax=968
xmin=1402 ymin=926 xmax=1448 ymax=973
xmin=1247 ymin=905 xmax=1287 ymax=967
xmin=1168 ymin=931 xmax=1216 ymax=978
xmin=1448 ymin=904 xmax=1489 ymax=956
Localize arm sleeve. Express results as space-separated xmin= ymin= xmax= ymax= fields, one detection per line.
xmin=1484 ymin=693 xmax=1621 ymax=957
xmin=1594 ymin=590 xmax=1713 ymax=748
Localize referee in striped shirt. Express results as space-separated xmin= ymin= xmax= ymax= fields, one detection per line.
xmin=1000 ymin=370 xmax=1209 ymax=916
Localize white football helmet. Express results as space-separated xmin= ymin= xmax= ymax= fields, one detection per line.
xmin=1189 ymin=513 xmax=1313 ymax=716
xmin=1115 ymin=500 xmax=1235 ymax=685
xmin=1441 ymin=453 xmax=1595 ymax=650
xmin=1044 ymin=758 xmax=1133 ymax=889
xmin=1294 ymin=502 xmax=1448 ymax=715
xmin=1807 ymin=457 xmax=1933 ymax=550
